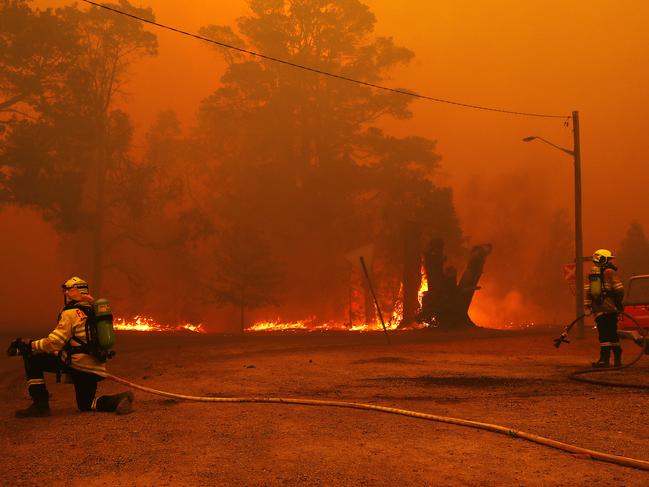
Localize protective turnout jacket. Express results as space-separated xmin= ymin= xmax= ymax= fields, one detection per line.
xmin=584 ymin=267 xmax=625 ymax=319
xmin=30 ymin=300 xmax=107 ymax=377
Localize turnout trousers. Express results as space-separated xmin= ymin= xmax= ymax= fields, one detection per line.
xmin=595 ymin=312 xmax=622 ymax=366
xmin=22 ymin=353 xmax=121 ymax=412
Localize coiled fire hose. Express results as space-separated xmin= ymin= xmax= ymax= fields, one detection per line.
xmin=556 ymin=312 xmax=649 ymax=388
xmin=107 ymin=373 xmax=649 ymax=471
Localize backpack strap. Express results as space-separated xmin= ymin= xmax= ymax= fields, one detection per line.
xmin=61 ymin=303 xmax=94 ymax=364
xmin=60 ymin=302 xmax=113 ymax=363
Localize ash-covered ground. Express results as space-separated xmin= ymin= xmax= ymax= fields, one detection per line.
xmin=2 ymin=328 xmax=648 ymax=486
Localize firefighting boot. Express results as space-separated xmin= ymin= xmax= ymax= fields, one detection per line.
xmin=612 ymin=346 xmax=623 ymax=367
xmin=114 ymin=391 xmax=134 ymax=415
xmin=592 ymin=346 xmax=611 ymax=368
xmin=16 ymin=384 xmax=51 ymax=418
xmin=95 ymin=391 xmax=134 ymax=415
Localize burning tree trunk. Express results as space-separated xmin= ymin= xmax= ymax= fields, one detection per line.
xmin=400 ymin=221 xmax=422 ymax=327
xmin=418 ymin=239 xmax=492 ymax=329
xmin=399 ymin=222 xmax=421 ymax=328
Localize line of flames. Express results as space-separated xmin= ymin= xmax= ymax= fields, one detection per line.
xmin=246 ymin=319 xmax=427 ymax=333
xmin=113 ymin=316 xmax=206 ymax=334
xmin=248 ymin=270 xmax=429 ymax=333
xmin=111 ymin=271 xmax=429 ymax=334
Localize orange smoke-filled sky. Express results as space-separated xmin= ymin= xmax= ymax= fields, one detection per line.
xmin=59 ymin=0 xmax=648 ymax=245
xmin=4 ymin=0 xmax=648 ymax=328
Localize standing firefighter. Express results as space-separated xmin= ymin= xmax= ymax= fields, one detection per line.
xmin=9 ymin=277 xmax=134 ymax=418
xmin=584 ymin=249 xmax=625 ymax=368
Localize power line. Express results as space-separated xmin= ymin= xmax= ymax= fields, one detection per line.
xmin=81 ymin=0 xmax=569 ymax=121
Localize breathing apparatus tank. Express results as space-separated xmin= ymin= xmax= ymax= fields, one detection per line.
xmin=588 ymin=265 xmax=604 ymax=304
xmin=93 ymin=298 xmax=115 ymax=352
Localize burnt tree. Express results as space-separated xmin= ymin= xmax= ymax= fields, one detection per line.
xmin=418 ymin=239 xmax=492 ymax=329
xmin=400 ymin=221 xmax=422 ymax=327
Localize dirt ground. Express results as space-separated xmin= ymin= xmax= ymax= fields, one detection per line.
xmin=2 ymin=327 xmax=649 ymax=486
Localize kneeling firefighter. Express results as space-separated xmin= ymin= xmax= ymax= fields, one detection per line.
xmin=9 ymin=277 xmax=134 ymax=418
xmin=584 ymin=249 xmax=625 ymax=368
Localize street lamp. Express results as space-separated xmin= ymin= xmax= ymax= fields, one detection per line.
xmin=522 ymin=136 xmax=573 ymax=156
xmin=523 ymin=110 xmax=584 ymax=338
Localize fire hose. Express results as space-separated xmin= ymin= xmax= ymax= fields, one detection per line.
xmin=106 ymin=373 xmax=649 ymax=471
xmin=555 ymin=312 xmax=649 ymax=388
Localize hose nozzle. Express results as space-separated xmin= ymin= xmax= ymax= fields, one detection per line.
xmin=553 ymin=333 xmax=570 ymax=348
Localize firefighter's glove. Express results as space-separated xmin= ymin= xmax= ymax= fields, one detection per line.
xmin=553 ymin=333 xmax=570 ymax=348
xmin=6 ymin=338 xmax=31 ymax=357
xmin=614 ymin=298 xmax=624 ymax=312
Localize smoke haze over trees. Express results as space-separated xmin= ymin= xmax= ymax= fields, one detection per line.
xmin=617 ymin=221 xmax=649 ymax=284
xmin=0 ymin=0 xmax=158 ymax=300
xmin=193 ymin=0 xmax=463 ymax=324
xmin=3 ymin=0 xmax=644 ymax=330
xmin=0 ymin=0 xmax=463 ymax=329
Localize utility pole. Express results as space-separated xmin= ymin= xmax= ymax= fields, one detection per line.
xmin=572 ymin=110 xmax=585 ymax=338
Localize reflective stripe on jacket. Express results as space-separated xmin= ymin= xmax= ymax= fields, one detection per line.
xmin=31 ymin=306 xmax=107 ymax=377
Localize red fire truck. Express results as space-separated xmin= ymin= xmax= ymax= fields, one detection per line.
xmin=618 ymin=275 xmax=649 ymax=349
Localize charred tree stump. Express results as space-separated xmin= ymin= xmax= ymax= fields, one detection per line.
xmin=418 ymin=239 xmax=492 ymax=329
xmin=457 ymin=244 xmax=493 ymax=316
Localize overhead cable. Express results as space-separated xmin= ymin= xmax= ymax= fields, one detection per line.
xmin=80 ymin=0 xmax=569 ymax=121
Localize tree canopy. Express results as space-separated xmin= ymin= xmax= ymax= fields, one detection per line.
xmin=0 ymin=0 xmax=464 ymax=328
xmin=195 ymin=0 xmax=462 ymax=323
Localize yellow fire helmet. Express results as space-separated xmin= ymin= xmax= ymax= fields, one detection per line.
xmin=62 ymin=276 xmax=90 ymax=294
xmin=592 ymin=249 xmax=614 ymax=266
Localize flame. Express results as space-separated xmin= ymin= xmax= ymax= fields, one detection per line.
xmin=418 ymin=270 xmax=428 ymax=306
xmin=247 ymin=318 xmax=428 ymax=333
xmin=389 ymin=291 xmax=404 ymax=325
xmin=245 ymin=265 xmax=435 ymax=333
xmin=248 ymin=320 xmax=309 ymax=332
xmin=247 ymin=317 xmax=413 ymax=333
xmin=249 ymin=268 xmax=430 ymax=333
xmin=114 ymin=316 xmax=206 ymax=333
